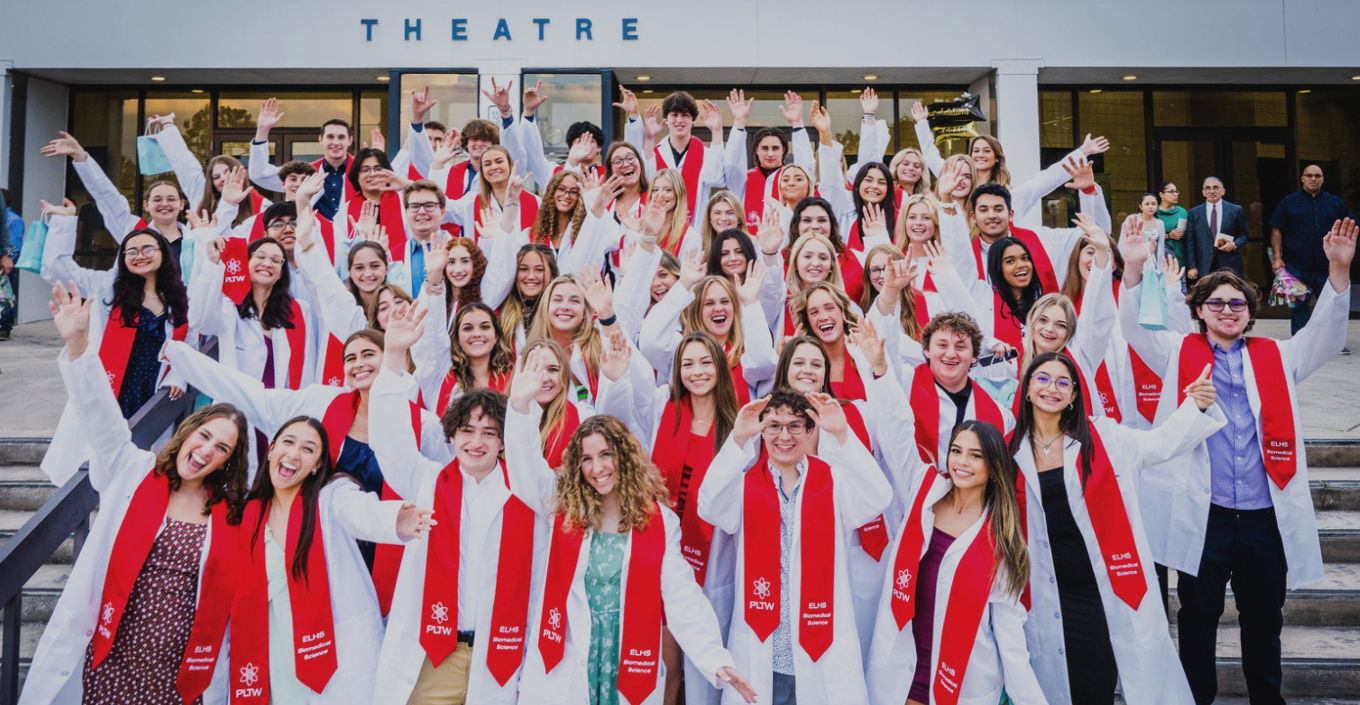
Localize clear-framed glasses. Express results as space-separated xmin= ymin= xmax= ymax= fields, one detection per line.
xmin=405 ymin=202 xmax=441 ymax=213
xmin=1203 ymin=299 xmax=1248 ymax=313
xmin=1032 ymin=372 xmax=1074 ymax=392
xmin=867 ymin=265 xmax=888 ymax=280
xmin=762 ymin=421 xmax=808 ymax=437
xmin=123 ymin=245 xmax=160 ymax=259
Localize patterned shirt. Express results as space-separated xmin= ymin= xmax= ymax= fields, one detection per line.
xmin=771 ymin=457 xmax=809 ymax=675
xmin=1206 ymin=338 xmax=1272 ymax=509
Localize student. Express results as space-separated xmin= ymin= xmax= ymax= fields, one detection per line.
xmin=368 ymin=308 xmax=547 ymax=705
xmin=516 ymin=338 xmax=596 ymax=469
xmin=611 ymin=209 xmax=684 ymax=346
xmin=227 ymin=416 xmax=433 ymax=704
xmin=498 ymin=243 xmax=559 ymax=350
xmin=338 ymin=146 xmax=415 ymax=267
xmin=446 ymin=147 xmax=542 ymax=245
xmin=143 ymin=113 xmax=266 ymax=231
xmin=783 ymin=195 xmax=868 ymax=305
xmin=20 ymin=282 xmax=250 ymax=705
xmin=697 ymin=389 xmax=892 ymax=705
xmin=866 ymin=421 xmax=1047 ymax=705
xmin=823 ymin=161 xmax=897 ymax=255
xmin=526 ymin=170 xmax=605 ymax=270
xmin=434 ymin=235 xmax=488 ymax=325
xmin=624 ymin=89 xmax=733 ymax=227
xmin=504 ymin=347 xmax=757 ymax=705
xmin=723 ymin=91 xmax=816 ymax=233
xmin=864 ymin=241 xmax=980 ymax=368
xmin=791 ymin=283 xmax=873 ymax=401
xmin=707 ymin=227 xmax=785 ymax=329
xmin=415 ymin=302 xmax=517 ymax=416
xmin=500 ymin=79 xmax=609 ymax=184
xmin=249 ymin=101 xmax=352 ymax=221
xmin=1117 ymin=219 xmax=1355 ymax=705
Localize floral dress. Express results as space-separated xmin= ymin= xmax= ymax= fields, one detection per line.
xmin=585 ymin=531 xmax=627 ymax=705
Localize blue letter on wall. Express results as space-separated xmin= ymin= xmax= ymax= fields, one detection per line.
xmin=576 ymin=18 xmax=593 ymax=40
xmin=405 ymin=18 xmax=421 ymax=41
xmin=361 ymin=19 xmax=378 ymax=41
xmin=494 ymin=18 xmax=512 ymax=40
xmin=533 ymin=18 xmax=549 ymax=40
xmin=622 ymin=18 xmax=638 ymax=40
xmin=451 ymin=19 xmax=467 ymax=40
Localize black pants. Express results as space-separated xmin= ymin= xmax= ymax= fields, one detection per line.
xmin=1176 ymin=505 xmax=1287 ymax=705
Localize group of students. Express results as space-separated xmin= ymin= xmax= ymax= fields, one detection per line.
xmin=19 ymin=82 xmax=1357 ymax=705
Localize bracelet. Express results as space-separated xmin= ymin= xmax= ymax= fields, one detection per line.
xmin=862 ymin=114 xmax=876 ymax=121
xmin=640 ymin=234 xmax=658 ymax=245
xmin=505 ymin=201 xmax=520 ymax=208
xmin=301 ymin=243 xmax=316 ymax=254
xmin=598 ymin=313 xmax=618 ymax=327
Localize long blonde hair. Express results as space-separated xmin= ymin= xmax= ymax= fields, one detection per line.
xmin=554 ymin=415 xmax=671 ymax=533
xmin=888 ymin=148 xmax=933 ymax=196
xmin=678 ymin=276 xmax=745 ymax=367
xmin=786 ymin=233 xmax=844 ymax=299
xmin=701 ymin=190 xmax=747 ymax=254
xmin=1020 ymin=293 xmax=1077 ymax=373
xmin=519 ymin=338 xmax=574 ymax=455
xmin=778 ymin=164 xmax=815 ymax=206
xmin=935 ymin=154 xmax=979 ymax=204
xmin=477 ymin=145 xmax=516 ymax=208
xmin=860 ymin=244 xmax=922 ymax=342
xmin=894 ymin=193 xmax=943 ymax=252
xmin=793 ymin=282 xmax=859 ymax=338
xmin=525 ymin=275 xmax=602 ymax=394
xmin=650 ymin=169 xmax=690 ymax=253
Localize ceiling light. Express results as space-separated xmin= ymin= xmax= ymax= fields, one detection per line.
xmin=377 ymin=75 xmax=390 ymax=81
xmin=636 ymin=75 xmax=651 ymax=81
xmin=1122 ymin=75 xmax=1138 ymax=81
xmin=863 ymin=75 xmax=878 ymax=81
xmin=150 ymin=76 xmax=166 ymax=82
xmin=191 ymin=89 xmax=204 ymax=94
xmin=1090 ymin=89 xmax=1103 ymax=94
xmin=642 ymin=90 xmax=654 ymax=94
xmin=1298 ymin=89 xmax=1311 ymax=94
xmin=1351 ymin=75 xmax=1360 ymax=81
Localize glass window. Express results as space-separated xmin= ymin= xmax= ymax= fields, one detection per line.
xmin=1078 ymin=90 xmax=1147 ymax=222
xmin=825 ymin=89 xmax=869 ymax=158
xmin=631 ymin=89 xmax=728 ymax=143
xmin=1152 ymin=91 xmax=1287 ymax=128
xmin=1039 ymin=91 xmax=1074 ymax=151
xmin=141 ymin=93 xmax=212 ymax=206
xmin=1296 ymin=89 xmax=1360 ymax=218
xmin=520 ymin=73 xmax=603 ymax=155
xmin=896 ymin=90 xmax=975 ymax=158
xmin=68 ymin=91 xmax=138 ymax=269
xmin=397 ymin=74 xmax=478 ymax=141
xmin=217 ymin=91 xmax=353 ymax=129
xmin=360 ymin=90 xmax=389 ymax=146
xmin=1231 ymin=141 xmax=1288 ymax=277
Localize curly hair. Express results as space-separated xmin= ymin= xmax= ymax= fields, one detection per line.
xmin=444 ymin=236 xmax=486 ymax=315
xmin=1186 ymin=270 xmax=1260 ymax=335
xmin=554 ymin=414 xmax=671 ymax=534
xmin=921 ymin=311 xmax=984 ymax=358
xmin=154 ymin=403 xmax=251 ymax=525
xmin=449 ymin=303 xmax=516 ymax=393
xmin=530 ymin=171 xmax=587 ymax=248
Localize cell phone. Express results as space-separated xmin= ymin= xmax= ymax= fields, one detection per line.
xmin=977 ymin=349 xmax=1019 ymax=367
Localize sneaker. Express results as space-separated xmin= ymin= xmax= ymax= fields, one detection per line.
xmin=0 ymin=330 xmax=10 ymax=341
xmin=1343 ymin=346 xmax=1352 ymax=355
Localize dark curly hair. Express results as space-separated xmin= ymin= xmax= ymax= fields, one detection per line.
xmin=1186 ymin=270 xmax=1259 ymax=335
xmin=154 ymin=403 xmax=251 ymax=525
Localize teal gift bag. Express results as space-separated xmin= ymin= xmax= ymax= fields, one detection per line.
xmin=1138 ymin=258 xmax=1169 ymax=331
xmin=15 ymin=219 xmax=47 ymax=274
xmin=137 ymin=124 xmax=173 ymax=175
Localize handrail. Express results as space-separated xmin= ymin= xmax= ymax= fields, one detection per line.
xmin=0 ymin=338 xmax=217 ymax=705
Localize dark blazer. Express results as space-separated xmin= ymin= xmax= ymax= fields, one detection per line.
xmin=1185 ymin=200 xmax=1250 ymax=275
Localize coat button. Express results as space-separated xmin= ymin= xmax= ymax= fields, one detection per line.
xmin=1049 ymin=576 xmax=1056 ymax=584
xmin=1058 ymin=648 xmax=1065 ymax=656
xmin=86 ymin=629 xmax=93 ymax=637
xmin=1054 ymin=611 xmax=1061 ymax=619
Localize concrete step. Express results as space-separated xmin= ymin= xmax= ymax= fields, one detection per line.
xmin=1321 ymin=509 xmax=1360 ymax=563
xmin=1213 ymin=626 xmax=1360 ymax=698
xmin=1169 ymin=563 xmax=1360 ymax=627
xmin=0 ymin=438 xmax=49 ymax=467
xmin=0 ymin=465 xmax=58 ymax=511
xmin=1306 ymin=440 xmax=1360 ymax=468
xmin=19 ymin=563 xmax=71 ymax=624
xmin=0 ymin=508 xmax=76 ymax=564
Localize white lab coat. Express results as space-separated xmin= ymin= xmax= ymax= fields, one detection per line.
xmin=696 ymin=430 xmax=892 ymax=705
xmin=1016 ymin=401 xmax=1227 ymax=705
xmin=505 ymin=403 xmax=738 ymax=705
xmin=723 ymin=126 xmax=817 ymax=213
xmin=367 ymin=367 xmax=550 ymax=705
xmin=624 ymin=118 xmax=734 ymax=227
xmin=1118 ymin=279 xmax=1349 ymax=588
xmin=20 ymin=352 xmax=230 ymax=705
xmin=637 ymin=283 xmax=778 ymax=399
xmin=866 ymin=471 xmax=1049 ymax=705
xmin=38 ymin=215 xmax=195 ymax=482
xmin=71 ymin=157 xmax=202 ymax=284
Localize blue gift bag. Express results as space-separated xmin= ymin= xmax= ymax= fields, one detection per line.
xmin=15 ymin=219 xmax=47 ymax=274
xmin=137 ymin=127 xmax=173 ymax=175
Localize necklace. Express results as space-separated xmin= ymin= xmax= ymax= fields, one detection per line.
xmin=1034 ymin=431 xmax=1063 ymax=456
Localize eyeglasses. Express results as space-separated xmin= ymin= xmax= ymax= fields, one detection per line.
xmin=762 ymin=421 xmax=808 ymax=437
xmin=358 ymin=165 xmax=385 ymax=175
xmin=123 ymin=245 xmax=160 ymax=259
xmin=867 ymin=266 xmax=888 ymax=279
xmin=1161 ymin=188 xmax=1179 ymax=194
xmin=610 ymin=154 xmax=640 ymax=167
xmin=1032 ymin=373 xmax=1074 ymax=392
xmin=556 ymin=188 xmax=582 ymax=198
xmin=1203 ymin=299 xmax=1248 ymax=312
xmin=266 ymin=219 xmax=297 ymax=231
xmin=406 ymin=202 xmax=441 ymax=213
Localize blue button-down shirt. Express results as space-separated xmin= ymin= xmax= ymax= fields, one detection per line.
xmin=771 ymin=457 xmax=808 ymax=676
xmin=1269 ymin=189 xmax=1356 ymax=270
xmin=317 ymin=159 xmax=347 ymax=222
xmin=1206 ymin=338 xmax=1272 ymax=509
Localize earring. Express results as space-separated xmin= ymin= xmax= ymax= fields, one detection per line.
xmin=1066 ymin=403 xmax=1074 ymax=410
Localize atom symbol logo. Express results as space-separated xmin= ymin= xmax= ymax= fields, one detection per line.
xmin=225 ymin=258 xmax=241 ymax=275
xmin=748 ymin=210 xmax=761 ymax=222
xmin=752 ymin=577 xmax=771 ymax=600
xmin=101 ymin=602 xmax=115 ymax=624
xmin=327 ymin=376 xmax=342 ymax=387
xmin=106 ymin=371 xmax=117 ymax=385
xmin=896 ymin=568 xmax=912 ymax=591
xmin=431 ymin=602 xmax=449 ymax=624
xmin=548 ymin=608 xmax=562 ymax=630
xmin=240 ymin=662 xmax=259 ymax=686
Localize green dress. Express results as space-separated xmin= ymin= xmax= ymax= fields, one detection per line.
xmin=586 ymin=531 xmax=628 ymax=705
xmin=1156 ymin=205 xmax=1188 ymax=264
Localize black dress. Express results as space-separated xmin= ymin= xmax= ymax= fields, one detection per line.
xmin=116 ymin=308 xmax=169 ymax=419
xmin=1038 ymin=468 xmax=1118 ymax=705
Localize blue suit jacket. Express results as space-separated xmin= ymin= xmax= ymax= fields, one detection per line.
xmin=1185 ymin=200 xmax=1250 ymax=274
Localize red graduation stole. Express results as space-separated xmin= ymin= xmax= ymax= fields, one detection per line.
xmin=743 ymin=166 xmax=783 ymax=235
xmin=538 ymin=506 xmax=666 ymax=705
xmin=283 ymin=300 xmax=308 ymax=391
xmin=473 ymin=192 xmax=541 ymax=240
xmin=839 ymin=249 xmax=866 ymax=304
xmin=89 ymin=471 xmax=239 ymax=705
xmin=990 ymin=289 xmax=1025 ymax=352
xmin=931 ymin=515 xmax=998 ymax=705
xmin=1129 ymin=350 xmax=1163 ymax=424
xmin=743 ymin=453 xmax=836 ymax=661
xmin=846 ymin=220 xmax=865 ymax=253
xmin=843 ymin=403 xmax=889 ymax=561
xmin=970 ymin=229 xmax=1060 ymax=294
xmin=421 ymin=459 xmax=536 ymax=685
xmin=829 ymin=352 xmax=866 ymax=402
xmin=1093 ymin=361 xmax=1122 ymax=421
xmin=1179 ymin=334 xmax=1297 ymax=489
xmin=910 ymin=364 xmax=1004 ymax=465
xmin=441 ymin=162 xmax=471 ymax=238
xmin=98 ymin=308 xmax=187 ymax=397
xmin=912 ymin=270 xmax=939 ymax=335
xmin=220 ymin=237 xmax=252 ymax=305
xmin=321 ymin=334 xmax=345 ymax=387
xmin=890 ymin=470 xmax=940 ymax=629
xmin=436 ymin=367 xmax=514 ymax=415
xmin=730 ymin=362 xmax=752 ymax=406
xmin=544 ymin=401 xmax=582 ymax=470
xmin=650 ymin=398 xmax=717 ymax=586
xmin=311 ymin=155 xmax=354 ymax=205
xmin=655 ymin=136 xmax=705 ymax=218
xmin=230 ymin=496 xmax=338 ymax=701
xmin=346 ymin=192 xmax=407 ymax=263
xmin=1081 ymin=428 xmax=1148 ymax=609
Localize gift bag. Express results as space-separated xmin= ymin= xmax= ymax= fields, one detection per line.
xmin=1137 ymin=257 xmax=1169 ymax=331
xmin=976 ymin=355 xmax=1019 ymax=410
xmin=136 ymin=124 xmax=173 ymax=175
xmin=15 ymin=218 xmax=48 ymax=274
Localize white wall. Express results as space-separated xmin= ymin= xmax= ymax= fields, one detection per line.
xmin=17 ymin=77 xmax=67 ymax=324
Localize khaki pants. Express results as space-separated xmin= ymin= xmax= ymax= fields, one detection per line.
xmin=406 ymin=642 xmax=473 ymax=705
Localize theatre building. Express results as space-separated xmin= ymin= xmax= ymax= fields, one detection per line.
xmin=2 ymin=0 xmax=1358 ymax=321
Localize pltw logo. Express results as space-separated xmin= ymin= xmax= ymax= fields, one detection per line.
xmin=752 ymin=577 xmax=771 ymax=600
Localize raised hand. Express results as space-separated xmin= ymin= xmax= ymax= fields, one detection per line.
xmin=935 ymin=159 xmax=964 ymax=201
xmin=642 ymin=104 xmax=664 ymax=141
xmin=805 ymin=392 xmax=848 ymax=444
xmin=186 ymin=209 xmax=218 ymax=231
xmin=756 ymin=200 xmax=785 ymax=255
xmin=295 ymin=170 xmax=326 ymax=203
xmin=568 ymin=135 xmax=594 ymax=169
xmin=40 ymin=132 xmax=87 ymax=162
xmin=861 ymin=203 xmax=888 ymax=240
xmin=618 ymin=240 xmax=639 ymax=278
xmin=1183 ymin=364 xmax=1217 ymax=410
xmin=49 ymin=281 xmax=93 ymax=358
xmin=432 ymin=129 xmax=461 ymax=169
xmin=879 ymin=255 xmax=914 ymax=297
xmin=678 ymin=246 xmax=706 ymax=290
xmin=599 ymin=328 xmax=631 ymax=382
xmin=727 ymin=89 xmax=753 ymax=128
xmin=732 ymin=396 xmax=772 ymax=447
xmin=1119 ymin=216 xmax=1151 ymax=270
xmin=257 ymin=98 xmax=284 ymax=132
xmin=581 ymin=264 xmax=616 ymax=320
xmin=423 ymin=230 xmax=450 ymax=282
xmin=701 ymin=99 xmax=724 ymax=136
xmin=736 ymin=260 xmax=766 ymax=305
xmin=617 ymin=206 xmax=642 ymax=236
xmin=204 ymin=236 xmax=227 ymax=264
xmin=1323 ymin=217 xmax=1358 ymax=270
xmin=506 ymin=161 xmax=529 ymax=204
xmin=41 ymin=198 xmax=78 ymax=218
xmin=779 ymin=91 xmax=805 ymax=127
xmin=591 ymin=174 xmax=623 ymax=218
xmin=910 ymin=101 xmax=929 ymax=123
xmin=384 ymin=300 xmax=427 ymax=356
xmin=639 ymin=197 xmax=667 ymax=238
xmin=612 ymin=86 xmax=640 ymax=118
xmin=481 ymin=78 xmax=514 ymax=118
xmin=922 ymin=239 xmax=953 ymax=275
xmin=350 ymin=199 xmax=379 ymax=239
xmin=1162 ymin=254 xmax=1185 ymax=286
xmin=1074 ymin=212 xmax=1111 ymax=266
xmin=145 ymin=113 xmax=176 ymax=130
xmin=509 ymin=346 xmax=554 ymax=413
xmin=395 ymin=501 xmax=437 ymax=540
xmin=410 ymin=86 xmax=438 ymax=124
xmin=859 ymin=87 xmax=879 ymax=117
xmin=369 ymin=224 xmax=391 ymax=258
xmin=848 ymin=316 xmax=887 ymax=376
xmin=219 ymin=166 xmax=250 ymax=206
xmin=1062 ymin=156 xmax=1095 ymax=192
xmin=810 ymin=101 xmax=831 ymax=143
xmin=522 ymin=79 xmax=547 ymax=115
xmin=373 ymin=168 xmax=409 ymax=192
xmin=1080 ymin=133 xmax=1111 ymax=157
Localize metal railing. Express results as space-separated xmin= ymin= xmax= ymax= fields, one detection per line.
xmin=0 ymin=340 xmax=216 ymax=705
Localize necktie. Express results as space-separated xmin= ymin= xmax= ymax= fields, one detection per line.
xmin=1209 ymin=204 xmax=1218 ymax=237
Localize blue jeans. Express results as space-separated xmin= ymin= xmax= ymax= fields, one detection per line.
xmin=0 ymin=270 xmax=16 ymax=331
xmin=1285 ymin=264 xmax=1330 ymax=335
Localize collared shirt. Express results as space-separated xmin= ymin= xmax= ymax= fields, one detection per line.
xmin=771 ymin=456 xmax=809 ymax=675
xmin=1269 ymin=189 xmax=1356 ymax=270
xmin=1206 ymin=338 xmax=1272 ymax=510
xmin=458 ymin=466 xmax=508 ymax=632
xmin=317 ymin=159 xmax=347 ymax=222
xmin=408 ymin=238 xmax=427 ymax=295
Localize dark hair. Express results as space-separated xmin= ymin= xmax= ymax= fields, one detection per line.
xmin=851 ymin=162 xmax=897 ymax=239
xmin=988 ymin=236 xmax=1043 ymax=327
xmin=1008 ymin=352 xmax=1096 ymax=485
xmin=109 ymin=228 xmax=189 ymax=329
xmin=442 ymin=387 xmax=508 ymax=442
xmin=1138 ymin=192 xmax=1158 ymax=207
xmin=566 ymin=121 xmax=606 ymax=149
xmin=236 ymin=237 xmax=297 ymax=331
xmin=461 ymin=119 xmax=500 ymax=145
xmin=788 ymin=196 xmax=845 ymax=255
xmin=425 ymin=120 xmax=448 ymax=134
xmin=759 ymin=387 xmax=816 ymax=428
xmin=706 ymin=229 xmax=757 ymax=277
xmin=154 ymin=403 xmax=251 ymax=525
xmin=347 ymin=147 xmax=393 ymax=193
xmin=261 ymin=201 xmax=297 ymax=230
xmin=969 ymin=182 xmax=1013 ymax=213
xmin=345 ymin=240 xmax=390 ymax=303
xmin=921 ymin=311 xmax=983 ymax=358
xmin=950 ymin=420 xmax=1031 ymax=598
xmin=449 ymin=302 xmax=516 ymax=394
xmin=320 ymin=118 xmax=352 ymax=138
xmin=774 ymin=335 xmax=834 ymax=396
xmin=661 ymin=92 xmax=700 ymax=120
xmin=750 ymin=127 xmax=790 ymax=165
xmin=277 ymin=160 xmax=317 ymax=182
xmin=670 ymin=331 xmax=740 ymax=455
xmin=248 ymin=416 xmax=335 ymax=583
xmin=1157 ymin=181 xmax=1176 ymax=196
xmin=602 ymin=142 xmax=650 ymax=193
xmin=1186 ymin=270 xmax=1259 ymax=334
xmin=500 ymin=243 xmax=559 ymax=339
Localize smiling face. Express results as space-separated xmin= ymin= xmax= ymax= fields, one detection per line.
xmin=608 ymin=147 xmax=642 ymax=188
xmin=719 ymin=237 xmax=748 ymax=278
xmin=451 ymin=407 xmax=504 ymax=476
xmin=699 ymin=280 xmax=736 ymax=339
xmin=265 ymin=215 xmax=298 ymax=255
xmin=1198 ymin=283 xmax=1252 ymax=340
xmin=1030 ymin=303 xmax=1071 ymax=354
xmin=210 ymin=162 xmax=231 ymax=194
xmin=1078 ymin=243 xmax=1098 ymax=278
xmin=1027 ymin=359 xmax=1076 ymax=415
xmin=804 ymin=290 xmax=845 ymax=345
xmin=896 ymin=152 xmax=924 ymax=186
xmin=761 ymin=406 xmax=809 ymax=467
xmin=1001 ymin=244 xmax=1033 ymax=290
xmin=445 ymin=244 xmax=475 ymax=289
xmin=175 ymin=417 xmax=240 ymax=482
xmin=858 ymin=168 xmax=890 ymax=205
xmin=404 ymin=189 xmax=444 ymax=235
xmin=971 ymin=194 xmax=1011 ymax=239
xmin=530 ymin=349 xmax=565 ymax=405
xmin=374 ymin=289 xmax=397 ymax=330
xmin=578 ymin=433 xmax=618 ymax=496
xmin=320 ymin=124 xmax=352 ymax=162
xmin=122 ymin=232 xmax=164 ymax=278
xmin=516 ymin=251 xmax=551 ymax=299
xmin=903 ymin=202 xmax=937 ymax=246
xmin=268 ymin=421 xmax=324 ymax=491
xmin=357 ymin=155 xmax=387 ymax=193
xmin=969 ymin=139 xmax=996 ymax=171
xmin=465 ymin=138 xmax=493 ymax=161
xmin=281 ymin=172 xmax=309 ymax=200
xmin=457 ymin=308 xmax=497 ymax=361
xmin=553 ymin=174 xmax=582 ymax=214
xmin=546 ymin=281 xmax=587 ymax=333
xmin=249 ymin=242 xmax=286 ymax=287
xmin=795 ymin=240 xmax=834 ymax=286
xmin=709 ymin=200 xmax=740 ymax=233
xmin=651 ymin=178 xmax=678 ymax=214
xmin=678 ymin=340 xmax=719 ymax=397
xmin=666 ymin=110 xmax=695 ymax=141
xmin=926 ymin=328 xmax=977 ymax=390
xmin=785 ymin=342 xmax=827 ymax=393
xmin=946 ymin=428 xmax=990 ymax=491
xmin=349 ymin=247 xmax=387 ymax=294
xmin=343 ymin=337 xmax=382 ymax=390
xmin=144 ymin=183 xmax=183 ymax=225
xmin=651 ymin=266 xmax=678 ymax=303
xmin=481 ymin=149 xmax=511 ymax=187
xmin=756 ymin=134 xmax=786 ymax=170
xmin=779 ymin=167 xmax=811 ymax=204
xmin=796 ymin=204 xmax=832 ymax=238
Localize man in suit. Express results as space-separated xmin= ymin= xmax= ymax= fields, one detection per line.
xmin=1185 ymin=176 xmax=1251 ymax=279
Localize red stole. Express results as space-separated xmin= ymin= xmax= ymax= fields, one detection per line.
xmin=474 ymin=192 xmax=540 ymax=240
xmin=846 ymin=220 xmax=865 ymax=253
xmin=231 ymin=497 xmax=338 ymax=701
xmin=321 ymin=334 xmax=345 ymax=388
xmin=89 ymin=471 xmax=239 ymax=705
xmin=840 ymin=250 xmax=866 ymax=304
xmin=743 ymin=166 xmax=783 ymax=235
xmin=220 ymin=237 xmax=252 ymax=304
xmin=890 ymin=470 xmax=939 ymax=629
xmin=990 ymin=290 xmax=1025 ymax=352
xmin=829 ymin=352 xmax=866 ymax=401
xmin=844 ymin=403 xmax=889 ymax=561
xmin=98 ymin=309 xmax=187 ymax=397
xmin=910 ymin=364 xmax=1004 ymax=465
xmin=319 ymin=391 xmax=424 ymax=617
xmin=436 ymin=367 xmax=514 ymax=415
xmin=743 ymin=453 xmax=836 ymax=661
xmin=346 ymin=192 xmax=407 ymax=263
xmin=724 ymin=342 xmax=752 ymax=406
xmin=931 ymin=516 xmax=997 ymax=705
xmin=655 ymin=137 xmax=705 ymax=218
xmin=538 ymin=506 xmax=667 ymax=704
xmin=311 ymin=156 xmax=354 ymax=205
xmin=421 ymin=460 xmax=536 ymax=686
xmin=283 ymin=300 xmax=308 ymax=391
xmin=441 ymin=162 xmax=471 ymax=238
xmin=970 ymin=230 xmax=1060 ymax=295
xmin=1129 ymin=350 xmax=1162 ymax=424
xmin=912 ymin=270 xmax=938 ymax=334
xmin=1178 ymin=334 xmax=1298 ymax=489
xmin=544 ymin=402 xmax=583 ymax=469
xmin=651 ymin=398 xmax=717 ymax=586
